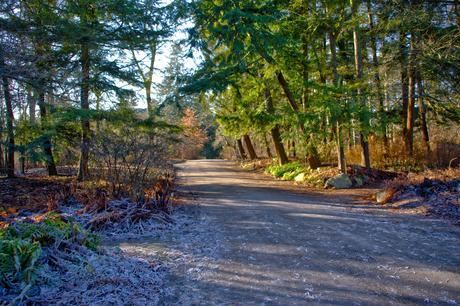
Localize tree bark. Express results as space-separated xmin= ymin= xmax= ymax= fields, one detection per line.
xmin=0 ymin=128 xmax=3 ymax=174
xmin=275 ymin=71 xmax=320 ymax=168
xmin=276 ymin=72 xmax=301 ymax=114
xmin=292 ymin=141 xmax=296 ymax=158
xmin=301 ymin=33 xmax=309 ymax=110
xmin=131 ymin=41 xmax=157 ymax=119
xmin=263 ymin=133 xmax=272 ymax=158
xmin=417 ymin=75 xmax=430 ymax=156
xmin=146 ymin=42 xmax=156 ymax=119
xmin=406 ymin=33 xmax=416 ymax=157
xmin=0 ymin=48 xmax=15 ymax=178
xmin=38 ymin=91 xmax=58 ymax=175
xmin=243 ymin=134 xmax=257 ymax=160
xmin=400 ymin=32 xmax=409 ymax=146
xmin=336 ymin=122 xmax=346 ymax=174
xmin=236 ymin=138 xmax=247 ymax=159
xmin=28 ymin=86 xmax=36 ymax=123
xmin=78 ymin=43 xmax=90 ymax=181
xmin=351 ymin=0 xmax=371 ymax=170
xmin=367 ymin=0 xmax=388 ymax=152
xmin=2 ymin=79 xmax=15 ymax=178
xmin=264 ymin=88 xmax=289 ymax=165
xmin=329 ymin=32 xmax=346 ymax=173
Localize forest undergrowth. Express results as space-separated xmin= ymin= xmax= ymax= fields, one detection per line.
xmin=0 ymin=162 xmax=184 ymax=304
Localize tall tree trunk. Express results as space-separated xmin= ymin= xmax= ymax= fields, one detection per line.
xmin=276 ymin=72 xmax=301 ymax=114
xmin=145 ymin=83 xmax=153 ymax=117
xmin=0 ymin=85 xmax=5 ymax=175
xmin=95 ymin=91 xmax=102 ymax=133
xmin=243 ymin=134 xmax=257 ymax=160
xmin=292 ymin=141 xmax=296 ymax=158
xmin=417 ymin=75 xmax=430 ymax=156
xmin=367 ymin=0 xmax=388 ymax=152
xmin=264 ymin=88 xmax=289 ymax=165
xmin=275 ymin=71 xmax=320 ymax=168
xmin=336 ymin=122 xmax=346 ymax=173
xmin=38 ymin=91 xmax=58 ymax=175
xmin=301 ymin=33 xmax=309 ymax=110
xmin=0 ymin=126 xmax=3 ymax=174
xmin=236 ymin=138 xmax=247 ymax=159
xmin=131 ymin=41 xmax=157 ymax=119
xmin=271 ymin=128 xmax=288 ymax=165
xmin=263 ymin=133 xmax=273 ymax=158
xmin=28 ymin=86 xmax=36 ymax=123
xmin=78 ymin=43 xmax=90 ymax=181
xmin=400 ymin=32 xmax=409 ymax=147
xmin=0 ymin=48 xmax=14 ymax=178
xmin=406 ymin=33 xmax=416 ymax=157
xmin=146 ymin=42 xmax=156 ymax=118
xmin=351 ymin=0 xmax=371 ymax=170
xmin=2 ymin=79 xmax=14 ymax=178
xmin=329 ymin=32 xmax=346 ymax=173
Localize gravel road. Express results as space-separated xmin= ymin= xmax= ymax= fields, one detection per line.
xmin=164 ymin=159 xmax=460 ymax=305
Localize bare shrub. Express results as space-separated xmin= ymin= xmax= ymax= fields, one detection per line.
xmin=90 ymin=126 xmax=171 ymax=200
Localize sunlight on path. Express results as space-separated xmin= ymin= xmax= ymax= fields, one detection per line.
xmin=125 ymin=160 xmax=460 ymax=305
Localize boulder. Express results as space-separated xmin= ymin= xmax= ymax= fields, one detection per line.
xmin=294 ymin=173 xmax=306 ymax=183
xmin=354 ymin=176 xmax=364 ymax=187
xmin=375 ymin=188 xmax=396 ymax=204
xmin=324 ymin=174 xmax=353 ymax=189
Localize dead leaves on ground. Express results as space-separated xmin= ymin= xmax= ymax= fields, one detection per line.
xmin=0 ymin=174 xmax=176 ymax=230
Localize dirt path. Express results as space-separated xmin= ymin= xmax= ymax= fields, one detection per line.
xmin=138 ymin=160 xmax=460 ymax=305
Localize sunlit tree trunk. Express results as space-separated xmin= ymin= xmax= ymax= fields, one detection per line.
xmin=329 ymin=32 xmax=346 ymax=173
xmin=263 ymin=133 xmax=272 ymax=158
xmin=400 ymin=32 xmax=409 ymax=148
xmin=236 ymin=138 xmax=247 ymax=159
xmin=264 ymin=88 xmax=288 ymax=165
xmin=275 ymin=71 xmax=320 ymax=168
xmin=351 ymin=0 xmax=371 ymax=170
xmin=131 ymin=41 xmax=157 ymax=119
xmin=406 ymin=33 xmax=416 ymax=157
xmin=417 ymin=75 xmax=430 ymax=156
xmin=367 ymin=0 xmax=388 ymax=153
xmin=243 ymin=134 xmax=257 ymax=160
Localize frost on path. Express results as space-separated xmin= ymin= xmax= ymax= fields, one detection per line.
xmin=34 ymin=248 xmax=165 ymax=305
xmin=32 ymin=159 xmax=460 ymax=305
xmin=23 ymin=199 xmax=217 ymax=305
xmin=106 ymin=202 xmax=223 ymax=304
xmin=162 ymin=160 xmax=460 ymax=305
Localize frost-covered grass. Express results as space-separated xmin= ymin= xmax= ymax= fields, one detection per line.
xmin=0 ymin=197 xmax=185 ymax=305
xmin=0 ymin=213 xmax=100 ymax=303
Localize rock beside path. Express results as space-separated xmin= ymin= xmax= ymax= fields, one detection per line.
xmin=324 ymin=173 xmax=353 ymax=189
